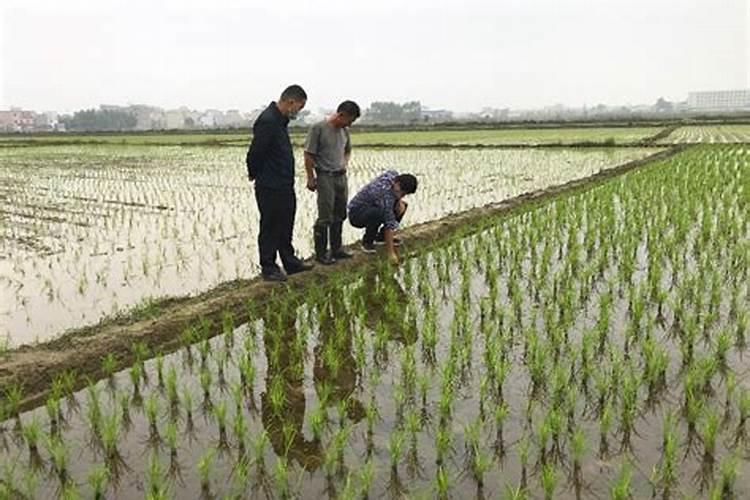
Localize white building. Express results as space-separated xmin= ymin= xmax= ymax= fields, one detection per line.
xmin=688 ymin=90 xmax=750 ymax=110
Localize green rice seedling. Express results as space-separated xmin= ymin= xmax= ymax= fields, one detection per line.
xmin=238 ymin=355 xmax=256 ymax=393
xmin=716 ymin=453 xmax=739 ymax=499
xmin=713 ymin=329 xmax=732 ymax=371
xmin=146 ymin=452 xmax=168 ymax=498
xmin=540 ymin=463 xmax=558 ymax=500
xmin=253 ymin=430 xmax=269 ymax=471
xmin=365 ymin=401 xmax=379 ymax=456
xmin=504 ymin=482 xmax=528 ymax=500
xmin=735 ymin=387 xmax=750 ymax=442
xmin=388 ymin=428 xmax=406 ymax=473
xmin=21 ymin=468 xmax=39 ymax=500
xmin=165 ymin=365 xmax=179 ymax=419
xmin=734 ymin=309 xmax=748 ymax=347
xmin=198 ymin=339 xmax=211 ymax=368
xmin=359 ymin=458 xmax=374 ymax=499
xmin=87 ymin=464 xmax=109 ymax=500
xmin=200 ymin=365 xmax=213 ymax=411
xmin=570 ymin=426 xmax=586 ymax=492
xmin=86 ymin=383 xmax=103 ymax=445
xmin=435 ymin=465 xmax=450 ymax=499
xmin=60 ymin=481 xmax=80 ymax=500
xmin=180 ymin=327 xmax=196 ymax=367
xmin=699 ymin=406 xmax=720 ymax=465
xmin=213 ymin=399 xmax=229 ymax=450
xmin=46 ymin=394 xmax=61 ymax=435
xmin=144 ymin=393 xmax=161 ymax=445
xmin=118 ymin=391 xmax=132 ymax=431
xmin=655 ymin=413 xmax=678 ymax=497
xmin=599 ymin=399 xmax=612 ymax=458
xmin=129 ymin=363 xmax=143 ymax=405
xmin=309 ymin=403 xmax=326 ymax=442
xmin=197 ymin=448 xmax=216 ymax=496
xmin=131 ymin=340 xmax=149 ymax=369
xmin=46 ymin=435 xmax=69 ymax=487
xmin=155 ymin=354 xmax=165 ymax=390
xmin=181 ymin=387 xmax=195 ymax=436
xmin=471 ymin=444 xmax=492 ymax=490
xmin=435 ymin=424 xmax=452 ymax=466
xmin=222 ymin=311 xmax=235 ymax=350
xmin=610 ymin=462 xmax=632 ymax=500
xmin=233 ymin=407 xmax=247 ymax=458
xmin=274 ymin=455 xmax=291 ymax=500
xmin=212 ymin=350 xmax=228 ymax=391
xmin=101 ymin=411 xmax=126 ymax=477
xmin=268 ymin=375 xmax=286 ymax=417
xmin=21 ymin=417 xmax=43 ymax=469
xmin=4 ymin=383 xmax=23 ymax=422
xmin=101 ymin=353 xmax=118 ymax=388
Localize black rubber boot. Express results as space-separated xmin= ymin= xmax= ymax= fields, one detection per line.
xmin=314 ymin=225 xmax=335 ymax=265
xmin=330 ymin=221 xmax=353 ymax=259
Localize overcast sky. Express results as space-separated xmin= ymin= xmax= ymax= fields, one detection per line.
xmin=1 ymin=0 xmax=748 ymax=113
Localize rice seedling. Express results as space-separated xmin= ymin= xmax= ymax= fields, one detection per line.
xmin=540 ymin=462 xmax=558 ymax=500
xmin=87 ymin=465 xmax=109 ymax=500
xmin=197 ymin=448 xmax=216 ymax=496
xmin=20 ymin=417 xmax=43 ymax=470
xmin=144 ymin=393 xmax=161 ymax=446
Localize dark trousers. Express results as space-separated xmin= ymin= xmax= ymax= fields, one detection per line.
xmin=255 ymin=186 xmax=302 ymax=273
xmin=349 ymin=202 xmax=405 ymax=243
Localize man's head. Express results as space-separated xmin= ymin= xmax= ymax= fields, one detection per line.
xmin=393 ymin=173 xmax=418 ymax=199
xmin=330 ymin=100 xmax=360 ymax=128
xmin=278 ymin=84 xmax=307 ymax=119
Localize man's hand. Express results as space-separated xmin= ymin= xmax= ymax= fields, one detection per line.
xmin=306 ymin=176 xmax=317 ymax=192
xmin=387 ymin=249 xmax=399 ymax=266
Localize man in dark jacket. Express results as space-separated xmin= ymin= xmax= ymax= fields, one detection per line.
xmin=246 ymin=84 xmax=313 ymax=282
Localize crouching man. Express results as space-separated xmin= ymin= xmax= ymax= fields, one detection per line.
xmin=347 ymin=170 xmax=418 ymax=265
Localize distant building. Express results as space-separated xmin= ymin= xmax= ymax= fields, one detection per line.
xmin=422 ymin=108 xmax=454 ymax=123
xmin=165 ymin=110 xmax=186 ymax=129
xmin=688 ymin=90 xmax=750 ymax=111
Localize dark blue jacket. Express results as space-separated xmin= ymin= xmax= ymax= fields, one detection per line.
xmin=246 ymin=102 xmax=295 ymax=190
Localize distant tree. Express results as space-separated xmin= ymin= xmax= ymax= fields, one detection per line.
xmin=654 ymin=97 xmax=674 ymax=113
xmin=60 ymin=108 xmax=137 ymax=131
xmin=363 ymin=101 xmax=422 ymax=124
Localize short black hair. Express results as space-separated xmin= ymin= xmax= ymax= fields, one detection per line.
xmin=337 ymin=100 xmax=361 ymax=118
xmin=395 ymin=174 xmax=418 ymax=194
xmin=280 ymin=84 xmax=307 ymax=102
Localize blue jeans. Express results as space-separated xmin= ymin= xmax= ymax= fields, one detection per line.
xmin=349 ymin=202 xmax=406 ymax=244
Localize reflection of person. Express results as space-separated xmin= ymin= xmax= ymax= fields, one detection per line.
xmin=348 ymin=171 xmax=418 ymax=265
xmin=246 ymin=84 xmax=313 ymax=282
xmin=356 ymin=267 xmax=418 ymax=346
xmin=260 ymin=298 xmax=322 ymax=470
xmin=304 ymin=101 xmax=361 ymax=266
xmin=313 ymin=286 xmax=365 ymax=421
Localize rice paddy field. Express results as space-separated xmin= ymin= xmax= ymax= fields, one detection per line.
xmin=0 ymin=143 xmax=658 ymax=346
xmin=0 ymin=125 xmax=749 ymax=499
xmin=658 ymin=125 xmax=750 ymax=144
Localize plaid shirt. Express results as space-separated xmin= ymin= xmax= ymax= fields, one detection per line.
xmin=348 ymin=170 xmax=400 ymax=231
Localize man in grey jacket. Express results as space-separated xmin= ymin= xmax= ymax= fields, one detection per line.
xmin=303 ymin=101 xmax=361 ymax=265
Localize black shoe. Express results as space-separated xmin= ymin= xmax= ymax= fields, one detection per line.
xmin=361 ymin=240 xmax=376 ymax=254
xmin=286 ymin=262 xmax=314 ymax=275
xmin=331 ymin=248 xmax=353 ymax=259
xmin=315 ymin=254 xmax=336 ymax=266
xmin=262 ymin=269 xmax=288 ymax=282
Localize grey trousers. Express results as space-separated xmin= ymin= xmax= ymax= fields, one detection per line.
xmin=315 ymin=172 xmax=348 ymax=227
